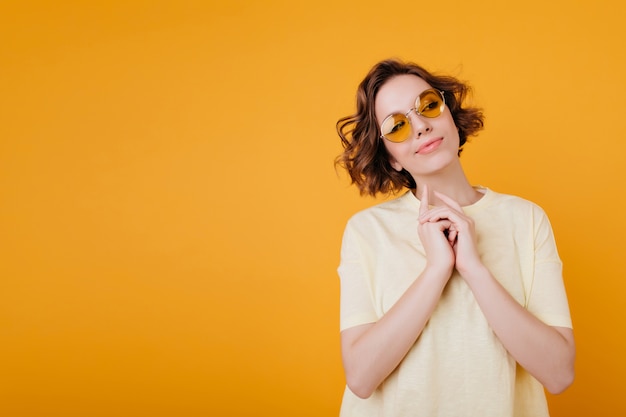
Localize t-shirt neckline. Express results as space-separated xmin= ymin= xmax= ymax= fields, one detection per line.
xmin=404 ymin=186 xmax=493 ymax=214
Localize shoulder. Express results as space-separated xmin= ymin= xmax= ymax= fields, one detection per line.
xmin=476 ymin=188 xmax=554 ymax=234
xmin=482 ymin=188 xmax=548 ymax=216
xmin=346 ymin=191 xmax=417 ymax=229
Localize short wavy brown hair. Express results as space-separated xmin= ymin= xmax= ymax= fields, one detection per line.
xmin=336 ymin=59 xmax=485 ymax=196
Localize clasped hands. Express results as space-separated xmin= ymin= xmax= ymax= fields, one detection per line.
xmin=417 ymin=185 xmax=482 ymax=276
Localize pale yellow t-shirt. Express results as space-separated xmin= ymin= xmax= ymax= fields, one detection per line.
xmin=338 ymin=188 xmax=572 ymax=417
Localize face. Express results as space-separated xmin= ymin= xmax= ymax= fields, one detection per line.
xmin=375 ymin=74 xmax=461 ymax=178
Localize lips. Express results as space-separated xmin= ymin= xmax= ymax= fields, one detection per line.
xmin=416 ymin=137 xmax=443 ymax=154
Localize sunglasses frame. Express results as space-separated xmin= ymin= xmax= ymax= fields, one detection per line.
xmin=379 ymin=89 xmax=446 ymax=143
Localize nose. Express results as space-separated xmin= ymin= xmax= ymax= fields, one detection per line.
xmin=409 ymin=111 xmax=432 ymax=138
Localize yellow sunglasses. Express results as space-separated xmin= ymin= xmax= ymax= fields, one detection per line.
xmin=379 ymin=89 xmax=446 ymax=143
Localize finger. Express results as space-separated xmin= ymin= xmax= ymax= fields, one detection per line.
xmin=419 ymin=206 xmax=454 ymax=224
xmin=419 ymin=218 xmax=451 ymax=233
xmin=447 ymin=226 xmax=458 ymax=245
xmin=419 ymin=184 xmax=429 ymax=216
xmin=433 ymin=191 xmax=463 ymax=212
xmin=437 ymin=220 xmax=452 ymax=232
xmin=420 ymin=207 xmax=468 ymax=232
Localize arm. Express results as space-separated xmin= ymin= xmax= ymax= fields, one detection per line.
xmin=341 ymin=264 xmax=449 ymax=398
xmin=459 ymin=264 xmax=575 ymax=394
xmin=341 ymin=186 xmax=455 ymax=399
xmin=421 ymin=191 xmax=575 ymax=394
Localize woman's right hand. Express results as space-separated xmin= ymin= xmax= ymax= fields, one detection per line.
xmin=417 ymin=185 xmax=455 ymax=276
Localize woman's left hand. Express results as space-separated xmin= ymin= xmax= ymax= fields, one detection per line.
xmin=418 ymin=191 xmax=483 ymax=277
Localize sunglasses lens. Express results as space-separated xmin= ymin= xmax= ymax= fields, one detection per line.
xmin=418 ymin=89 xmax=444 ymax=118
xmin=381 ymin=114 xmax=411 ymax=142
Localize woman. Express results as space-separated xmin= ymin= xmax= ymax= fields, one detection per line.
xmin=335 ymin=59 xmax=575 ymax=417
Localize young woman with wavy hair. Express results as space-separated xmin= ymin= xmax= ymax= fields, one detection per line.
xmin=335 ymin=59 xmax=574 ymax=417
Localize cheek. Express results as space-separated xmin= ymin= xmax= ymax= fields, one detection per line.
xmin=383 ymin=141 xmax=412 ymax=170
xmin=441 ymin=114 xmax=461 ymax=145
xmin=383 ymin=141 xmax=405 ymax=159
xmin=450 ymin=127 xmax=461 ymax=146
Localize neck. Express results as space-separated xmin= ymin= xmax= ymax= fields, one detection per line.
xmin=412 ymin=161 xmax=481 ymax=207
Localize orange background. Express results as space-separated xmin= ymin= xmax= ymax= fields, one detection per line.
xmin=1 ymin=1 xmax=625 ymax=416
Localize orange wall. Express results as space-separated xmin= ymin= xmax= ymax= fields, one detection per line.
xmin=1 ymin=1 xmax=625 ymax=416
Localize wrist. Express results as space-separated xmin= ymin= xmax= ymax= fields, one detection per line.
xmin=457 ymin=261 xmax=489 ymax=283
xmin=423 ymin=262 xmax=454 ymax=282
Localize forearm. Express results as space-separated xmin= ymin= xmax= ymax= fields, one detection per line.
xmin=341 ymin=266 xmax=450 ymax=398
xmin=462 ymin=265 xmax=575 ymax=393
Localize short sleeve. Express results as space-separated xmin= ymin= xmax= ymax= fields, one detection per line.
xmin=526 ymin=206 xmax=573 ymax=328
xmin=338 ymin=220 xmax=379 ymax=331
